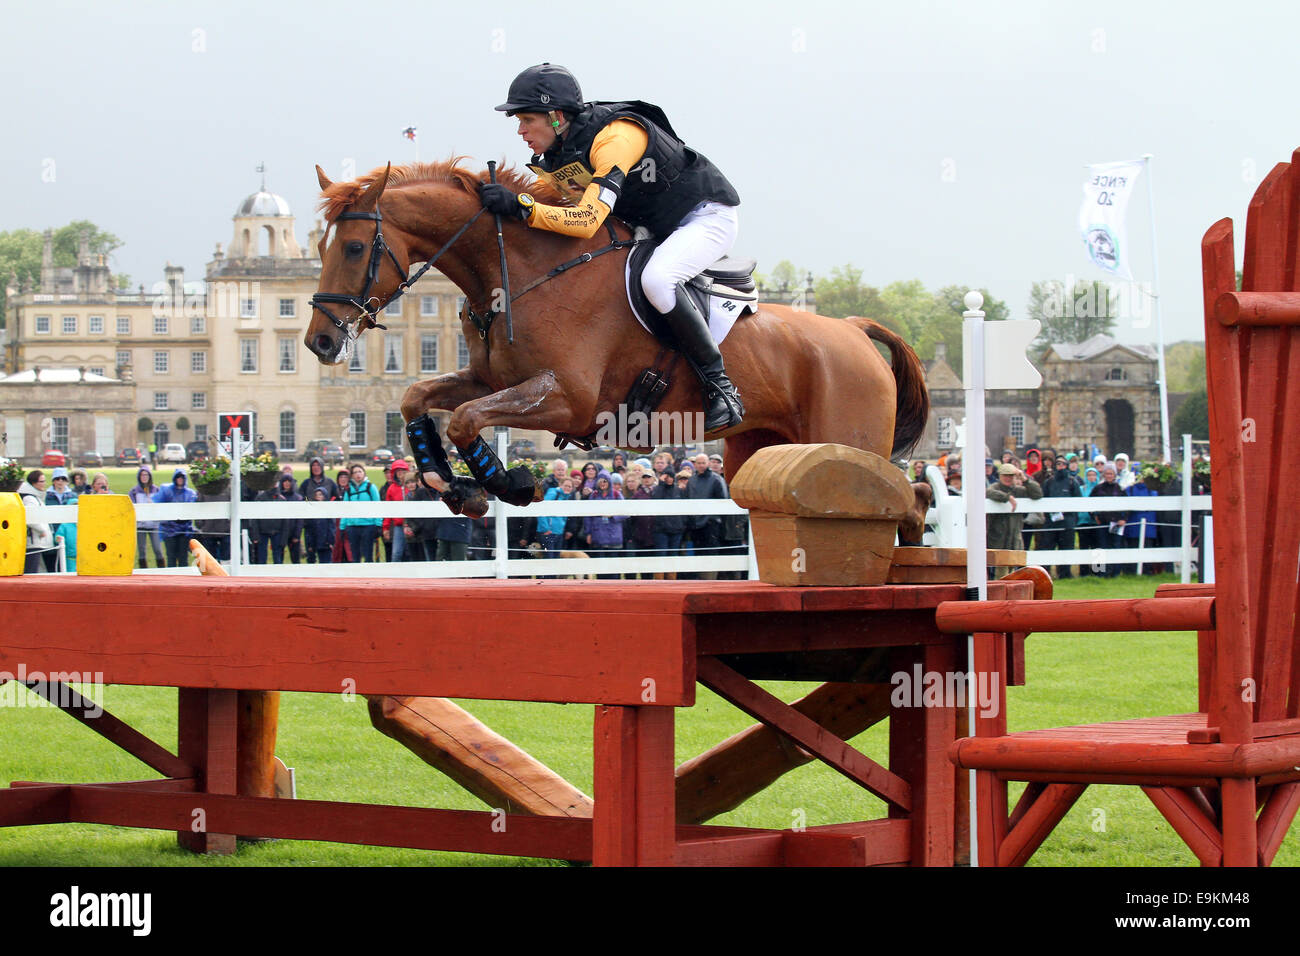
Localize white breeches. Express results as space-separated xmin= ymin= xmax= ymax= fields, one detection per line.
xmin=641 ymin=202 xmax=740 ymax=314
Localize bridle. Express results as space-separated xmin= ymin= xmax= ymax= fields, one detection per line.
xmin=310 ymin=206 xmax=488 ymax=336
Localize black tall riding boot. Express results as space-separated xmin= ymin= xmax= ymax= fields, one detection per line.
xmin=659 ymin=284 xmax=744 ymax=432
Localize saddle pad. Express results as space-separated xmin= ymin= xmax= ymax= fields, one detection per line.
xmin=624 ymin=235 xmax=758 ymax=346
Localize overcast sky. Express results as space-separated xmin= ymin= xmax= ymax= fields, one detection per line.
xmin=3 ymin=0 xmax=1294 ymax=345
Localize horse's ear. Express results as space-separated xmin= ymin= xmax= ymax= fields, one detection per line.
xmin=354 ymin=163 xmax=391 ymax=211
xmin=316 ymin=165 xmax=333 ymax=191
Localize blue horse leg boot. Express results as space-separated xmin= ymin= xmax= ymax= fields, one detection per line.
xmin=462 ymin=436 xmax=538 ymax=507
xmin=406 ymin=414 xmax=454 ymax=487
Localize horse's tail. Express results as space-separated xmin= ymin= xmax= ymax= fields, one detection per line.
xmin=848 ymin=317 xmax=931 ymax=460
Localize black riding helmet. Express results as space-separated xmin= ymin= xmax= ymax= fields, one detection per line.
xmin=495 ymin=63 xmax=584 ymax=116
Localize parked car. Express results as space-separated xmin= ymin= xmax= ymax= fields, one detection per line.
xmin=185 ymin=440 xmax=210 ymax=462
xmin=507 ymin=439 xmax=537 ymax=459
xmin=255 ymin=441 xmax=278 ymax=459
xmin=41 ymin=449 xmax=66 ymax=467
xmin=371 ymin=448 xmax=396 ymax=466
xmin=117 ymin=448 xmax=141 ymax=467
xmin=161 ymin=443 xmax=187 ymax=463
xmin=76 ymin=451 xmax=104 ymax=468
xmin=303 ymin=440 xmax=346 ymax=465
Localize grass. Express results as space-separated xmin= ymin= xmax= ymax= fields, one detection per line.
xmin=0 ymin=572 xmax=1294 ymax=867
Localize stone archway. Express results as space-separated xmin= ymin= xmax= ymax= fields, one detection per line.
xmin=1104 ymin=398 xmax=1135 ymax=456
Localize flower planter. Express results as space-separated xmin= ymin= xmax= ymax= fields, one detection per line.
xmin=195 ymin=478 xmax=230 ymax=496
xmin=0 ymin=478 xmax=22 ymax=493
xmin=241 ymin=471 xmax=278 ymax=492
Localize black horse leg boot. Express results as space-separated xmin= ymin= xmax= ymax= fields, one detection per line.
xmin=660 ymin=284 xmax=744 ymax=432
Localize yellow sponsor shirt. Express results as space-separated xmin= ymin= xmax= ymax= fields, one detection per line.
xmin=525 ymin=119 xmax=649 ymax=238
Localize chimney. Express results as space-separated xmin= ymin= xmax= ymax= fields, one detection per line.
xmin=934 ymin=342 xmax=948 ymax=364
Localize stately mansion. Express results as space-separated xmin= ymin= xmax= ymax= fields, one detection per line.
xmin=1 ymin=183 xmax=471 ymax=462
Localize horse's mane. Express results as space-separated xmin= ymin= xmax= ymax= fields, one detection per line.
xmin=317 ymin=157 xmax=566 ymax=221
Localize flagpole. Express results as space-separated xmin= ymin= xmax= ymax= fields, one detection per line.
xmin=1142 ymin=154 xmax=1172 ymax=463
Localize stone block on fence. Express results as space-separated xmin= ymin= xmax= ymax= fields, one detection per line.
xmin=730 ymin=443 xmax=913 ymax=586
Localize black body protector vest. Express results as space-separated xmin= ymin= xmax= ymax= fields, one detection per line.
xmin=528 ymin=101 xmax=740 ymax=240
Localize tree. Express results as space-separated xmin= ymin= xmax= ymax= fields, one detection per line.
xmin=1172 ymin=390 xmax=1209 ymax=441
xmin=1027 ymin=278 xmax=1118 ymax=354
xmin=176 ymin=417 xmax=191 ymax=439
xmin=0 ymin=221 xmax=124 ymax=329
xmin=813 ymin=265 xmax=888 ymax=326
xmin=137 ymin=417 xmax=154 ymax=435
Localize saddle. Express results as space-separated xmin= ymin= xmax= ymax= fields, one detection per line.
xmin=624 ymin=229 xmax=759 ymax=346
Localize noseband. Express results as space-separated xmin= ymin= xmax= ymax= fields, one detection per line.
xmin=310 ymin=206 xmax=488 ymax=337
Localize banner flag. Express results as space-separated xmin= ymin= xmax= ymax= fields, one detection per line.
xmin=1079 ymin=160 xmax=1144 ymax=280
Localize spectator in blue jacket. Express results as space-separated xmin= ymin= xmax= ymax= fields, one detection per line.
xmin=1124 ymin=477 xmax=1160 ymax=574
xmin=152 ymin=468 xmax=197 ymax=567
xmin=341 ymin=463 xmax=382 ymax=562
xmin=537 ymin=477 xmax=575 ymax=557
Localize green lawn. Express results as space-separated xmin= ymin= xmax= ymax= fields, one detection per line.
xmin=0 ymin=572 xmax=1294 ymax=866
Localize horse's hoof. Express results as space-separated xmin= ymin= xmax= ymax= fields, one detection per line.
xmin=460 ymin=493 xmax=490 ymax=519
xmin=497 ymin=467 xmax=539 ymax=507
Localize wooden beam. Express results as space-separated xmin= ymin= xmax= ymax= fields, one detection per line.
xmin=1214 ymin=291 xmax=1300 ymax=326
xmin=997 ymin=783 xmax=1086 ymax=867
xmin=936 ymin=597 xmax=1215 ymax=634
xmin=1142 ymin=786 xmax=1223 ymax=866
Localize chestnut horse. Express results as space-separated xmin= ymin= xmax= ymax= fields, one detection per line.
xmin=306 ymin=160 xmax=929 ymax=515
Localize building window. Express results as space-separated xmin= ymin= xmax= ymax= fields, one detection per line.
xmin=194 ymin=424 xmax=208 ymax=442
xmin=35 ymin=315 xmax=50 ymax=334
xmin=192 ymin=392 xmax=206 ymax=410
xmin=1106 ymin=367 xmax=1126 ymax=381
xmin=116 ymin=315 xmax=131 ymax=335
xmin=279 ymin=298 xmax=296 ymax=317
xmin=386 ymin=412 xmax=405 ymax=450
xmin=153 ymin=314 xmax=168 ymax=335
xmin=89 ymin=314 xmax=104 ymax=335
xmin=154 ymin=392 xmax=169 ymax=411
xmin=191 ymin=315 xmax=206 ymax=335
xmin=420 ymin=295 xmax=436 ymax=316
xmin=384 ymin=333 xmax=402 ymax=373
xmin=348 ymin=337 xmax=366 ymax=373
xmin=279 ymin=337 xmax=296 ymax=373
xmin=280 ymin=411 xmax=296 ymax=452
xmin=1010 ymin=415 xmax=1026 ymax=446
xmin=241 ymin=297 xmax=258 ymax=319
xmin=62 ymin=315 xmax=77 ymax=334
xmin=116 ymin=350 xmax=130 ymax=368
xmin=89 ymin=367 xmax=105 ymax=377
xmin=191 ymin=350 xmax=207 ymax=373
xmin=384 ymin=298 xmax=403 ymax=317
xmin=456 ymin=295 xmax=466 ymax=315
xmin=51 ymin=417 xmax=69 ymax=453
xmin=240 ymin=338 xmax=258 ymax=373
xmin=420 ymin=334 xmax=438 ymax=373
xmin=348 ymin=411 xmax=366 ymax=448
xmin=154 ymin=423 xmax=169 ymax=447
xmin=937 ymin=416 xmax=954 ymax=449
xmin=457 ymin=333 xmax=469 ymax=367
xmin=154 ymin=350 xmax=169 ymax=374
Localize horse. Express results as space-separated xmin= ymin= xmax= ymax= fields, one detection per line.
xmin=305 ymin=159 xmax=929 ymax=532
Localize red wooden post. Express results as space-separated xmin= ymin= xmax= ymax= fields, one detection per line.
xmin=176 ymin=688 xmax=239 ymax=854
xmin=593 ymin=705 xmax=675 ymax=866
xmin=888 ymin=641 xmax=956 ymax=866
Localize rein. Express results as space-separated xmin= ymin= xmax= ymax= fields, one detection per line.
xmin=311 ymin=206 xmax=489 ymax=336
xmin=467 ymin=220 xmax=643 ymax=353
xmin=313 ymin=194 xmax=642 ymax=358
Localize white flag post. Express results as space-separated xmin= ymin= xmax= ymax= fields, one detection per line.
xmin=961 ymin=292 xmax=1041 ymax=866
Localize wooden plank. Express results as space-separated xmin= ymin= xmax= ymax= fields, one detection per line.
xmin=12 ymin=778 xmax=196 ymax=792
xmin=65 ymin=786 xmax=592 ymax=859
xmin=1187 ymin=717 xmax=1300 ymax=744
xmin=17 ymin=680 xmax=191 ymax=780
xmin=697 ymin=609 xmax=946 ymax=656
xmin=635 ymin=707 xmax=676 ymax=866
xmin=696 ymin=656 xmax=911 ymax=811
xmin=367 ymin=695 xmax=593 ymax=817
xmin=1142 ymin=786 xmax=1223 ymax=866
xmin=176 ymin=688 xmax=238 ymax=854
xmin=935 ymin=597 xmax=1215 ymax=634
xmin=890 ymin=547 xmax=1026 ymax=568
xmin=0 ymin=783 xmax=70 ymax=827
xmin=0 ymin=578 xmax=693 ymax=705
xmin=783 ymin=821 xmax=912 ymax=866
xmin=674 ymin=830 xmax=785 ymax=866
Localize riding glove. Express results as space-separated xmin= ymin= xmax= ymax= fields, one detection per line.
xmin=478 ymin=183 xmax=529 ymax=220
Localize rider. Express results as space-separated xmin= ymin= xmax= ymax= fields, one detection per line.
xmin=478 ymin=62 xmax=745 ymax=432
